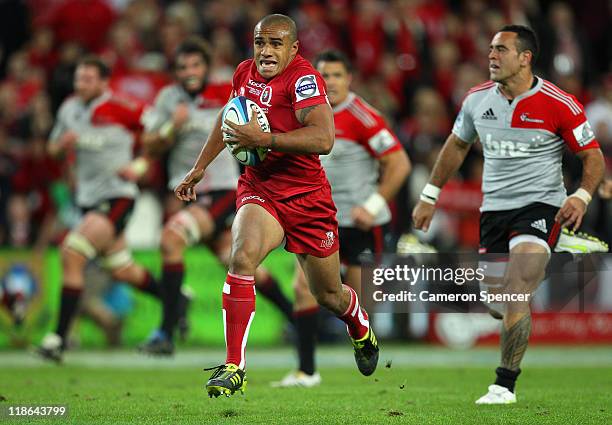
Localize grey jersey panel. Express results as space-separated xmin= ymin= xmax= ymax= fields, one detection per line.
xmin=452 ymin=78 xmax=567 ymax=211
xmin=320 ymin=138 xmax=391 ymax=227
xmin=50 ymin=94 xmax=138 ymax=207
xmin=143 ymin=85 xmax=239 ymax=192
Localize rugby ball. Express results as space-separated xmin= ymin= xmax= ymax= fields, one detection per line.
xmin=222 ymin=96 xmax=270 ymax=166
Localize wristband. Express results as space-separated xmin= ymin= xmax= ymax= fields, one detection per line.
xmin=159 ymin=121 xmax=174 ymax=139
xmin=420 ymin=183 xmax=441 ymax=205
xmin=130 ymin=158 xmax=149 ymax=177
xmin=362 ymin=192 xmax=386 ymax=216
xmin=569 ymin=188 xmax=592 ymax=205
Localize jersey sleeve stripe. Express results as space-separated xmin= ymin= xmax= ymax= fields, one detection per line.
xmin=541 ymin=87 xmax=581 ymax=115
xmin=467 ymin=81 xmax=495 ymax=94
xmin=348 ymin=104 xmax=376 ymax=128
xmin=542 ymin=82 xmax=582 ymax=112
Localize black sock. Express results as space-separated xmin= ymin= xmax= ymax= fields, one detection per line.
xmin=495 ymin=367 xmax=521 ymax=393
xmin=258 ymin=275 xmax=293 ymax=321
xmin=295 ymin=307 xmax=319 ymax=375
xmin=55 ymin=286 xmax=83 ymax=345
xmin=135 ymin=271 xmax=162 ymax=299
xmin=160 ymin=262 xmax=184 ymax=338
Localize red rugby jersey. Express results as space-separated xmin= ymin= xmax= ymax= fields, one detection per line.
xmin=232 ymin=55 xmax=330 ymax=199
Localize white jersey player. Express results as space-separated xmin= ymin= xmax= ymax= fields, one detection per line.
xmin=413 ymin=25 xmax=605 ymax=404
xmin=38 ymin=56 xmax=166 ymax=362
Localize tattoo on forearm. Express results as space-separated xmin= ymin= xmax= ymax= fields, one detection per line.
xmin=500 ymin=314 xmax=531 ymax=371
xmin=270 ymin=135 xmax=277 ymax=150
xmin=297 ymin=106 xmax=317 ymax=123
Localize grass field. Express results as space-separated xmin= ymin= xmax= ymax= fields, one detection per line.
xmin=1 ymin=346 xmax=611 ymax=424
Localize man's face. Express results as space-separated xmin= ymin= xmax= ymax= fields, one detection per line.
xmin=176 ymin=53 xmax=208 ymax=95
xmin=488 ymin=32 xmax=530 ymax=83
xmin=74 ymin=65 xmax=107 ymax=102
xmin=254 ymin=24 xmax=298 ymax=79
xmin=316 ymin=61 xmax=351 ymax=106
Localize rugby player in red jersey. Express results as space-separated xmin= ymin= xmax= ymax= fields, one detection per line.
xmin=175 ymin=14 xmax=379 ymax=397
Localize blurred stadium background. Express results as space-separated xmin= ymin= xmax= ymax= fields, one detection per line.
xmin=0 ymin=2 xmax=611 ymax=421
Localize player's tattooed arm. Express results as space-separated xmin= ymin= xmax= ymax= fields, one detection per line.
xmin=500 ymin=314 xmax=531 ymax=371
xmin=297 ymin=106 xmax=317 ymax=124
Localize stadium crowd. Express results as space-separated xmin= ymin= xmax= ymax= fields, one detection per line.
xmin=0 ymin=0 xmax=610 ymax=251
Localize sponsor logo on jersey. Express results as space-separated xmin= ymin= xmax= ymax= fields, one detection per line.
xmin=572 ymin=121 xmax=595 ymax=147
xmin=295 ymin=75 xmax=320 ymax=101
xmin=368 ymin=129 xmax=396 ymax=154
xmin=483 ymin=134 xmax=530 ymax=157
xmin=530 ymin=219 xmax=547 ymax=233
xmin=260 ymin=86 xmax=272 ymax=106
xmin=520 ymin=113 xmax=544 ymax=123
xmin=320 ymin=231 xmax=335 ymax=249
xmin=240 ymin=195 xmax=265 ymax=204
xmin=481 ymin=108 xmax=497 ymax=120
xmin=248 ymin=79 xmax=267 ymax=89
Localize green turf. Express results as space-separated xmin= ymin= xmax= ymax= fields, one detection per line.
xmin=1 ymin=364 xmax=610 ymax=424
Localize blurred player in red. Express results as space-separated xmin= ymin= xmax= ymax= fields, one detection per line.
xmin=175 ymin=15 xmax=379 ymax=397
xmin=137 ymin=37 xmax=293 ymax=355
xmin=274 ymin=50 xmax=411 ymax=387
xmin=37 ymin=57 xmax=164 ymax=362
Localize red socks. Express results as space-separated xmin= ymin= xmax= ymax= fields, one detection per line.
xmin=339 ymin=284 xmax=369 ymax=340
xmin=223 ymin=272 xmax=256 ymax=369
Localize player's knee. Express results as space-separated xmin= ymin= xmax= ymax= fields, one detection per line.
xmin=230 ymin=242 xmax=260 ymax=275
xmin=161 ymin=226 xmax=185 ymax=258
xmin=62 ymin=232 xmax=97 ymax=262
xmin=164 ymin=211 xmax=201 ymax=251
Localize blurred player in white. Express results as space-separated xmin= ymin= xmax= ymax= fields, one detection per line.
xmin=37 ymin=57 xmax=166 ymax=362
xmin=274 ymin=50 xmax=411 ymax=387
xmin=138 ymin=37 xmax=294 ymax=355
xmin=412 ymin=25 xmax=605 ymax=404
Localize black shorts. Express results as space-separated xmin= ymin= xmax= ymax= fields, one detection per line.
xmin=81 ymin=198 xmax=135 ymax=236
xmin=194 ymin=190 xmax=237 ymax=239
xmin=339 ymin=224 xmax=390 ymax=265
xmin=479 ymin=202 xmax=562 ymax=253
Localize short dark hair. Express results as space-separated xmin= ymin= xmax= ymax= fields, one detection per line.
xmin=256 ymin=14 xmax=298 ymax=43
xmin=175 ymin=36 xmax=212 ymax=66
xmin=77 ymin=55 xmax=110 ymax=79
xmin=499 ymin=24 xmax=539 ymax=63
xmin=314 ymin=50 xmax=352 ymax=73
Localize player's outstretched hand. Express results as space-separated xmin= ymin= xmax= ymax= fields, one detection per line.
xmin=598 ymin=178 xmax=612 ymax=200
xmin=174 ymin=168 xmax=204 ymax=202
xmin=351 ymin=206 xmax=375 ymax=231
xmin=223 ymin=116 xmax=268 ymax=151
xmin=412 ymin=201 xmax=436 ymax=232
xmin=555 ymin=196 xmax=587 ymax=231
xmin=172 ymin=102 xmax=190 ymax=129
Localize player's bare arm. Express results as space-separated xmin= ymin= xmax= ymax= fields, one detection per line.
xmin=555 ymin=147 xmax=605 ymax=230
xmin=47 ymin=130 xmax=78 ymax=158
xmin=412 ymin=133 xmax=471 ymax=232
xmin=142 ymin=103 xmax=190 ymax=155
xmin=223 ymin=102 xmax=334 ymax=155
xmin=352 ymin=149 xmax=411 ymax=231
xmin=174 ymin=108 xmax=225 ymax=202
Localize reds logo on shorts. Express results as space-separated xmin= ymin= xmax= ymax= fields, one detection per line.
xmin=320 ymin=231 xmax=335 ymax=249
